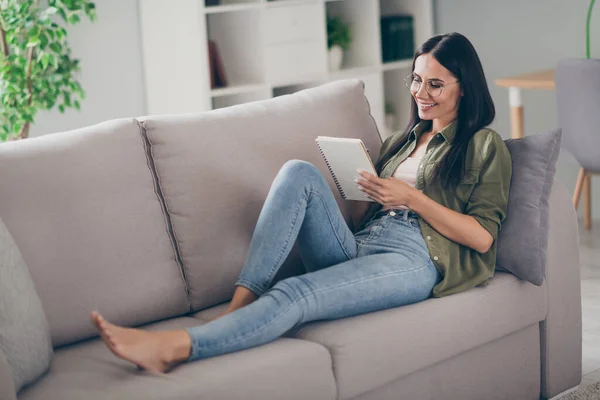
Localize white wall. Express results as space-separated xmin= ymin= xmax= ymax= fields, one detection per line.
xmin=25 ymin=0 xmax=600 ymax=219
xmin=434 ymin=0 xmax=600 ymax=220
xmin=30 ymin=0 xmax=146 ymax=138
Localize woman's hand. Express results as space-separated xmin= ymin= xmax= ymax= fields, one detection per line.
xmin=355 ymin=170 xmax=417 ymax=208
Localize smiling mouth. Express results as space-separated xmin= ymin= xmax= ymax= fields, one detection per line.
xmin=417 ymin=101 xmax=437 ymax=110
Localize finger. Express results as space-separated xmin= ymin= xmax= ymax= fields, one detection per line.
xmin=358 ymin=171 xmax=384 ymax=186
xmin=356 ymin=180 xmax=377 ymax=195
xmin=359 ymin=185 xmax=381 ymax=203
xmin=355 ymin=178 xmax=372 ymax=191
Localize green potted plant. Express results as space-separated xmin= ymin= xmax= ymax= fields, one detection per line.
xmin=0 ymin=0 xmax=97 ymax=142
xmin=326 ymin=15 xmax=351 ymax=71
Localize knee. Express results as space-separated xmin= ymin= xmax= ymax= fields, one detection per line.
xmin=278 ymin=160 xmax=322 ymax=183
xmin=269 ymin=276 xmax=306 ymax=304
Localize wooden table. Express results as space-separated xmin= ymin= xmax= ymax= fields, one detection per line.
xmin=495 ymin=69 xmax=555 ymax=139
xmin=496 ymin=69 xmax=594 ymax=230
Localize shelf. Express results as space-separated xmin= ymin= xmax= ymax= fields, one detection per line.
xmin=212 ymin=89 xmax=272 ymax=109
xmin=211 ymin=83 xmax=270 ymax=97
xmin=266 ymin=0 xmax=319 ymax=8
xmin=328 ymin=65 xmax=380 ymax=80
xmin=140 ymin=0 xmax=433 ymax=119
xmin=273 ymin=82 xmax=321 ymax=97
xmin=205 ymin=3 xmax=263 ymax=14
xmin=382 ymin=59 xmax=413 ymax=71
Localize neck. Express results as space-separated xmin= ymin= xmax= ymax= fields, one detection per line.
xmin=431 ymin=118 xmax=452 ymax=134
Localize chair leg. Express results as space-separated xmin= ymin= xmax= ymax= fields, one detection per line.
xmin=583 ymin=172 xmax=592 ymax=230
xmin=573 ymin=168 xmax=585 ymax=209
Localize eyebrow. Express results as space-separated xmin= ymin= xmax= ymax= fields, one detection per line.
xmin=413 ymin=73 xmax=445 ymax=83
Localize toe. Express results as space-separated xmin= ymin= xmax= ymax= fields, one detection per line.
xmin=90 ymin=311 xmax=99 ymax=327
xmin=98 ymin=318 xmax=110 ymax=332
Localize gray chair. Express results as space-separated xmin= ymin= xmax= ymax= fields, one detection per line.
xmin=555 ymin=58 xmax=600 ymax=230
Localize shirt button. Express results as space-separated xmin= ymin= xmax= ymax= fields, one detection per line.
xmin=419 ymin=165 xmax=423 ymax=169
xmin=427 ymin=236 xmax=431 ymax=240
xmin=433 ymin=256 xmax=439 ymax=261
xmin=389 ymin=211 xmax=396 ymax=216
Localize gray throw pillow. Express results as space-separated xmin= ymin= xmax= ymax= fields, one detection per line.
xmin=496 ymin=128 xmax=562 ymax=285
xmin=0 ymin=217 xmax=53 ymax=392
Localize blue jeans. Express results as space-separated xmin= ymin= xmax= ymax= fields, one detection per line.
xmin=185 ymin=160 xmax=441 ymax=361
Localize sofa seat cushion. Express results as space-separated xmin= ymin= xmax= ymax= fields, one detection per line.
xmin=18 ymin=317 xmax=337 ymax=400
xmin=291 ymin=272 xmax=546 ymax=400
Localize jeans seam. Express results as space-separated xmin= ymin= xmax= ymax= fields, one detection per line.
xmin=256 ymin=195 xmax=305 ymax=293
xmin=194 ymin=258 xmax=433 ymax=353
xmin=308 ymin=189 xmax=355 ymax=261
xmin=306 ymin=257 xmax=433 ymax=300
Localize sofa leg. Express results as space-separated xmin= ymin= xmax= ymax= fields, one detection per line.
xmin=573 ymin=168 xmax=585 ymax=210
xmin=583 ymin=173 xmax=592 ymax=230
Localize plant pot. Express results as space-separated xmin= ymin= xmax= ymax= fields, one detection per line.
xmin=328 ymin=45 xmax=344 ymax=71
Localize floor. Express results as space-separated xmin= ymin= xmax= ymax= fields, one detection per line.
xmin=578 ymin=219 xmax=600 ymax=390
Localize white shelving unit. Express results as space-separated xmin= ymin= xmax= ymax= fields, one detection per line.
xmin=139 ymin=0 xmax=433 ymax=139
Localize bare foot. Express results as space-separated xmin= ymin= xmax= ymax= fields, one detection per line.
xmin=90 ymin=311 xmax=191 ymax=373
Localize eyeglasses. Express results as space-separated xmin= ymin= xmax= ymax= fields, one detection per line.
xmin=404 ymin=73 xmax=460 ymax=97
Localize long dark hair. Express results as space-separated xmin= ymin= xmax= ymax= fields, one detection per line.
xmin=375 ymin=32 xmax=495 ymax=189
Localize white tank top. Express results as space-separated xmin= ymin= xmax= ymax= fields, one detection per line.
xmin=381 ymin=157 xmax=421 ymax=211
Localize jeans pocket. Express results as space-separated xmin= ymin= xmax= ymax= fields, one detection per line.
xmin=355 ymin=219 xmax=382 ymax=245
xmin=409 ymin=219 xmax=421 ymax=231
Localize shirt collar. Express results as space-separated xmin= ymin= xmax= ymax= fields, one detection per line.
xmin=410 ymin=120 xmax=458 ymax=144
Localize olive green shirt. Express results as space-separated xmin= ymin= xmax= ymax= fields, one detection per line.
xmin=355 ymin=120 xmax=512 ymax=297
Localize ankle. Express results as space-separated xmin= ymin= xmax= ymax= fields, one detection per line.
xmin=231 ymin=286 xmax=258 ymax=307
xmin=228 ymin=298 xmax=252 ymax=311
xmin=163 ymin=331 xmax=192 ymax=364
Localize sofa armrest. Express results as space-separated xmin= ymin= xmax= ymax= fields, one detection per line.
xmin=0 ymin=348 xmax=16 ymax=400
xmin=540 ymin=179 xmax=582 ymax=399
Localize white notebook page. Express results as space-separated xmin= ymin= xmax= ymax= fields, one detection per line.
xmin=315 ymin=136 xmax=377 ymax=202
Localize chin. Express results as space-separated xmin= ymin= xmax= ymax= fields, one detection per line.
xmin=418 ymin=111 xmax=435 ymax=120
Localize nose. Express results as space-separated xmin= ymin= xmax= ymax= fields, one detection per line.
xmin=414 ymin=83 xmax=430 ymax=99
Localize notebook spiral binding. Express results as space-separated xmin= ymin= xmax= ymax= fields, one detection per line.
xmin=316 ymin=141 xmax=347 ymax=199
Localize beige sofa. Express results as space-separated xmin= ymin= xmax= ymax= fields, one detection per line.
xmin=0 ymin=80 xmax=581 ymax=400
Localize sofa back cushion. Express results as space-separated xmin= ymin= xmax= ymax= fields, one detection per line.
xmin=0 ymin=119 xmax=190 ymax=346
xmin=140 ymin=79 xmax=382 ymax=311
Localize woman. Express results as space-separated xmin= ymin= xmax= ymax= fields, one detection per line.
xmin=90 ymin=32 xmax=512 ymax=373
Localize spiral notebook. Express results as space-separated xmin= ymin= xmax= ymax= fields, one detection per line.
xmin=315 ymin=136 xmax=377 ymax=202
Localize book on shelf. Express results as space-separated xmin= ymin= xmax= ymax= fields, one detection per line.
xmin=208 ymin=40 xmax=228 ymax=89
xmin=381 ymin=15 xmax=415 ymax=63
xmin=315 ymin=136 xmax=376 ymax=202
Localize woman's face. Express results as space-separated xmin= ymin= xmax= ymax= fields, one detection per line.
xmin=410 ymin=53 xmax=462 ymax=124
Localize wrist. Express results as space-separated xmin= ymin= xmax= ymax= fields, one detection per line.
xmin=407 ymin=187 xmax=422 ymax=211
